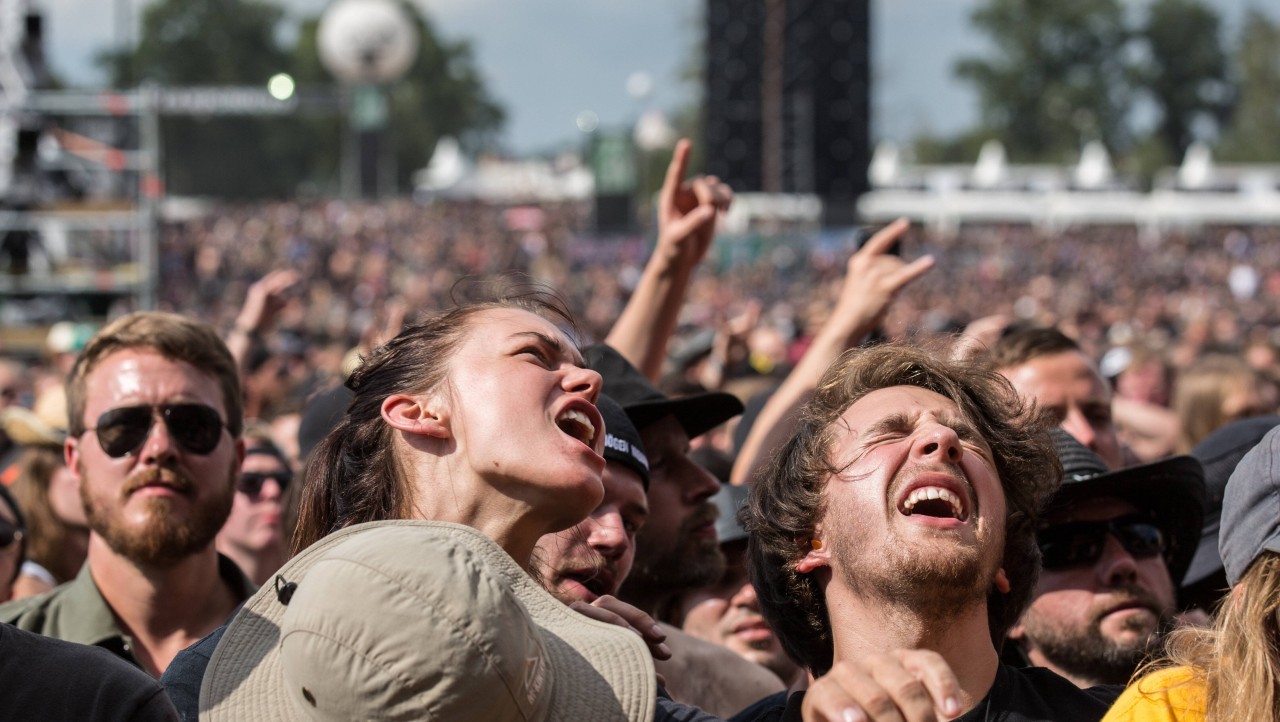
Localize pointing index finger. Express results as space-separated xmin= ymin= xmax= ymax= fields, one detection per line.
xmin=858 ymin=218 xmax=911 ymax=258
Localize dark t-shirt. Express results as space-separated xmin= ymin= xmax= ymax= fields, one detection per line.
xmin=0 ymin=623 xmax=179 ymax=721
xmin=159 ymin=622 xmax=228 ymax=721
xmin=729 ymin=664 xmax=1120 ymax=722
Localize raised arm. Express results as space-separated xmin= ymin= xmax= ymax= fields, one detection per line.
xmin=730 ymin=219 xmax=933 ymax=486
xmin=225 ymin=269 xmax=300 ymax=374
xmin=605 ymin=139 xmax=732 ymax=381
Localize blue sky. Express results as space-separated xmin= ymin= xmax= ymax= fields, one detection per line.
xmin=39 ymin=0 xmax=1271 ymax=154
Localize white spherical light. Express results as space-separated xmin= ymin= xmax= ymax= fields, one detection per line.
xmin=318 ymin=0 xmax=420 ymax=84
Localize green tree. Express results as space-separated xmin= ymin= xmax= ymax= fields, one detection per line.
xmin=1133 ymin=0 xmax=1232 ymax=161
xmin=100 ymin=0 xmax=504 ymax=197
xmin=954 ymin=0 xmax=1132 ymax=162
xmin=99 ymin=0 xmax=312 ymax=197
xmin=1217 ymin=9 xmax=1280 ymax=162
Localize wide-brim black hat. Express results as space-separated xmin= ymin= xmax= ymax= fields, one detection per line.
xmin=586 ymin=344 xmax=743 ymax=440
xmin=1049 ymin=429 xmax=1206 ymax=585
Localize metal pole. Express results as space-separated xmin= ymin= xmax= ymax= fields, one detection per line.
xmin=138 ymin=84 xmax=160 ymax=310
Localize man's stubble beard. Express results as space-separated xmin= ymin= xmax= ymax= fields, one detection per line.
xmin=620 ymin=501 xmax=726 ymax=602
xmin=830 ymin=510 xmax=1003 ymax=628
xmin=81 ymin=461 xmax=236 ymax=569
xmin=1018 ymin=587 xmax=1170 ymax=686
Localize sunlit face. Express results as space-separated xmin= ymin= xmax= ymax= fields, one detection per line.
xmin=217 ymin=449 xmax=288 ymax=555
xmin=1012 ymin=497 xmax=1176 ymax=686
xmin=67 ymin=349 xmax=242 ymax=568
xmin=814 ymin=386 xmax=1007 ymax=611
xmin=534 ymin=463 xmax=648 ymax=604
xmin=1002 ymin=351 xmax=1123 ymax=468
xmin=437 ymin=308 xmax=606 ymax=533
xmin=620 ymin=415 xmax=725 ymax=596
xmin=676 ymin=541 xmax=799 ymax=683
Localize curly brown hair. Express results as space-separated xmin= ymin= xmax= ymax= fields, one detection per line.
xmin=743 ymin=342 xmax=1060 ymax=676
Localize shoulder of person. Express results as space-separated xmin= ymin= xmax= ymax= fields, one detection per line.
xmin=1100 ymin=666 xmax=1204 ymax=722
xmin=0 ymin=582 xmax=64 ymax=629
xmin=998 ymin=665 xmax=1120 ymax=720
xmin=0 ymin=625 xmax=179 ymax=722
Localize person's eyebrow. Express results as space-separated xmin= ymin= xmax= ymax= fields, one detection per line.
xmin=511 ymin=331 xmax=584 ymax=366
xmin=860 ymin=411 xmax=983 ymax=446
xmin=860 ymin=412 xmax=914 ymax=439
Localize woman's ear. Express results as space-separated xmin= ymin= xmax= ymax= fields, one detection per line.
xmin=381 ymin=393 xmax=450 ymax=439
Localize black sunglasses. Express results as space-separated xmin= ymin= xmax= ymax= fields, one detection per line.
xmin=1037 ymin=514 xmax=1166 ymax=571
xmin=237 ymin=471 xmax=292 ymax=497
xmin=0 ymin=518 xmax=23 ymax=551
xmin=87 ymin=403 xmax=227 ymax=458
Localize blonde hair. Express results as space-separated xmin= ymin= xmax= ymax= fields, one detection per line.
xmin=1153 ymin=552 xmax=1280 ymax=721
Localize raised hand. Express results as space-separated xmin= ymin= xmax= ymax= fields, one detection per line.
xmin=803 ymin=650 xmax=963 ymax=722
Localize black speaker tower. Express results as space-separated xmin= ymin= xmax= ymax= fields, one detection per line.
xmin=704 ymin=0 xmax=870 ymax=225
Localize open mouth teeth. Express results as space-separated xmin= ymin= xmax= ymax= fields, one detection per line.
xmin=900 ymin=486 xmax=965 ymax=520
xmin=556 ymin=409 xmax=597 ymax=446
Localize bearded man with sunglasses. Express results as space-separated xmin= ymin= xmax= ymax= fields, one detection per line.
xmin=1006 ymin=430 xmax=1206 ymax=688
xmin=0 ymin=312 xmax=253 ymax=678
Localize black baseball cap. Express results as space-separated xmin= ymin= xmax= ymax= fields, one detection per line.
xmin=585 ymin=344 xmax=743 ymax=439
xmin=597 ymin=394 xmax=650 ymax=489
xmin=1048 ymin=429 xmax=1206 ymax=585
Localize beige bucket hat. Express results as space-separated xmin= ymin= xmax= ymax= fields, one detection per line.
xmin=201 ymin=520 xmax=656 ymax=721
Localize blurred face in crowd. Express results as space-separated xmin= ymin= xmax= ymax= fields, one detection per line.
xmin=675 ymin=540 xmax=799 ymax=684
xmin=534 ymin=462 xmax=648 ymax=604
xmin=1010 ymin=497 xmax=1176 ymax=688
xmin=0 ymin=495 xmax=20 ymax=601
xmin=217 ymin=448 xmax=289 ymax=558
xmin=0 ymin=361 xmax=24 ymax=409
xmin=67 ymin=349 xmax=242 ymax=568
xmin=1001 ymin=351 xmax=1124 ymax=468
xmin=618 ymin=415 xmax=725 ymax=601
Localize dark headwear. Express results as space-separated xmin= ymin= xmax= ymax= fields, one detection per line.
xmin=585 ymin=345 xmax=743 ymax=439
xmin=1220 ymin=425 xmax=1280 ymax=585
xmin=1049 ymin=429 xmax=1206 ymax=585
xmin=1186 ymin=416 xmax=1280 ymax=587
xmin=298 ymin=384 xmax=354 ymax=461
xmin=597 ymin=395 xmax=649 ymax=489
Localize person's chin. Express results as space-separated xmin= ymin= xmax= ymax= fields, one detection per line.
xmin=1098 ymin=608 xmax=1160 ymax=644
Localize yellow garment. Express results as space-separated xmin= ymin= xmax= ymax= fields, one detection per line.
xmin=1102 ymin=666 xmax=1206 ymax=722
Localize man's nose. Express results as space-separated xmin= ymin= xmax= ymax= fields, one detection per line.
xmin=588 ymin=511 xmax=628 ymax=559
xmin=911 ymin=423 xmax=962 ymax=464
xmin=139 ymin=413 xmax=178 ymax=465
xmin=1096 ymin=534 xmax=1140 ymax=588
xmin=1061 ymin=408 xmax=1097 ymax=450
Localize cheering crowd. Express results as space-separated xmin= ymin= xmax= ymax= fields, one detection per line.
xmin=0 ymin=139 xmax=1277 ymax=720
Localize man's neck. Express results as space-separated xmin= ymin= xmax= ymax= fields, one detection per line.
xmin=87 ymin=535 xmax=238 ymax=677
xmin=828 ymin=590 xmax=1000 ymax=715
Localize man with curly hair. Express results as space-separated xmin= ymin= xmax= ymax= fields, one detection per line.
xmin=741 ymin=343 xmax=1121 ymax=721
